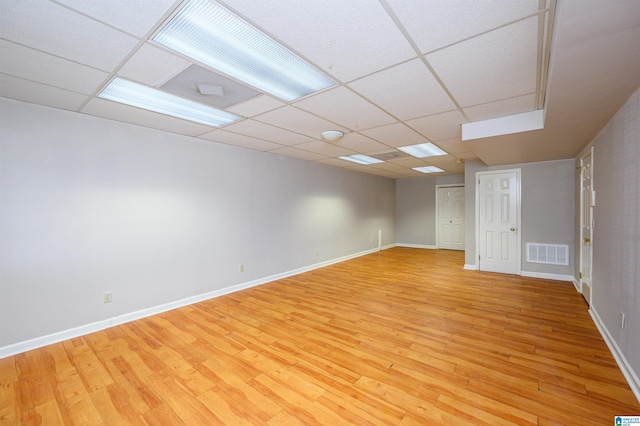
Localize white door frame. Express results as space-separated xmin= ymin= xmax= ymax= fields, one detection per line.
xmin=579 ymin=147 xmax=594 ymax=304
xmin=436 ymin=184 xmax=465 ymax=250
xmin=475 ymin=169 xmax=522 ymax=274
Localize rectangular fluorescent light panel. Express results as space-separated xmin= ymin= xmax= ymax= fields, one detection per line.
xmin=98 ymin=77 xmax=241 ymax=127
xmin=154 ymin=0 xmax=335 ymax=101
xmin=413 ymin=166 xmax=444 ymax=173
xmin=398 ymin=142 xmax=447 ymax=158
xmin=339 ymin=154 xmax=385 ymax=165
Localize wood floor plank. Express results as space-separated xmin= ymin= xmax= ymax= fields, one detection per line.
xmin=1 ymin=248 xmax=638 ymax=424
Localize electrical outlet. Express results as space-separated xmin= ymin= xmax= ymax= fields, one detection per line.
xmin=103 ymin=291 xmax=112 ymax=303
xmin=620 ymin=312 xmax=625 ymax=328
xmin=240 ymin=264 xmax=245 ymax=272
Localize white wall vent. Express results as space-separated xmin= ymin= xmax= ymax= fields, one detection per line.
xmin=526 ymin=243 xmax=569 ymax=266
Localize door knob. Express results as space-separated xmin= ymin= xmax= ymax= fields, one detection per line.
xmin=584 ymin=237 xmax=590 ymax=243
xmin=510 ymin=228 xmax=516 ymax=231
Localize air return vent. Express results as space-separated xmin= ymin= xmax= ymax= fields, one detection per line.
xmin=526 ymin=243 xmax=569 ymax=266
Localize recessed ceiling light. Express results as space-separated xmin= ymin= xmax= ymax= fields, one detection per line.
xmin=320 ymin=130 xmax=344 ymax=142
xmin=413 ymin=166 xmax=445 ymax=173
xmin=398 ymin=142 xmax=447 ymax=158
xmin=154 ymin=0 xmax=335 ymax=101
xmin=98 ymin=77 xmax=241 ymax=127
xmin=339 ymin=154 xmax=385 ymax=165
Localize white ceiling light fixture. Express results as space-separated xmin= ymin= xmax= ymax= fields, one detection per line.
xmin=153 ymin=0 xmax=335 ymax=102
xmin=339 ymin=154 xmax=385 ymax=165
xmin=398 ymin=142 xmax=447 ymax=158
xmin=98 ymin=77 xmax=242 ymax=127
xmin=413 ymin=166 xmax=445 ymax=173
xmin=320 ymin=130 xmax=344 ymax=142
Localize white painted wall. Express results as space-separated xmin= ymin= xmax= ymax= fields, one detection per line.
xmin=582 ymin=87 xmax=640 ymax=393
xmin=0 ymin=98 xmax=396 ymax=349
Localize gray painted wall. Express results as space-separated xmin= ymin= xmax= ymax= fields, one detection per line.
xmin=583 ymin=87 xmax=640 ymax=381
xmin=464 ymin=158 xmax=575 ymax=277
xmin=396 ymin=174 xmax=464 ymax=246
xmin=0 ymin=98 xmax=396 ymax=348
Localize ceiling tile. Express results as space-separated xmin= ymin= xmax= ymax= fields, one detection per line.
xmin=294 ymin=141 xmax=356 ymax=157
xmin=0 ymin=74 xmax=88 ymax=111
xmin=406 ymin=110 xmax=466 ymax=141
xmin=118 ymin=43 xmax=191 ymax=87
xmin=226 ymin=95 xmax=285 ymax=117
xmin=82 ymin=98 xmax=213 ymax=136
xmin=254 ymin=106 xmax=347 ymax=139
xmin=426 ymin=17 xmax=539 ymax=107
xmin=0 ymin=0 xmax=139 ymax=71
xmin=199 ymin=129 xmax=285 ymax=151
xmin=54 ymin=0 xmax=177 ymax=38
xmin=333 ymin=133 xmax=389 ymax=153
xmin=388 ymin=0 xmax=541 ymax=54
xmin=222 ymin=120 xmax=312 ymax=146
xmin=268 ymin=147 xmax=328 ymax=161
xmin=463 ymin=94 xmax=536 ymax=122
xmin=220 ymin=0 xmax=416 ymax=82
xmin=386 ymin=157 xmax=431 ymax=168
xmin=422 ymin=155 xmax=465 ymax=173
xmin=360 ymin=123 xmax=425 ymax=147
xmin=432 ymin=138 xmax=472 ymax=155
xmin=349 ymin=59 xmax=456 ymax=120
xmin=294 ymin=86 xmax=396 ymax=130
xmin=0 ymin=40 xmax=109 ymax=94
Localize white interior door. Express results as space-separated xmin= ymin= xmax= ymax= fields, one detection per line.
xmin=437 ymin=186 xmax=465 ymax=250
xmin=477 ymin=170 xmax=520 ymax=274
xmin=580 ymin=148 xmax=594 ymax=305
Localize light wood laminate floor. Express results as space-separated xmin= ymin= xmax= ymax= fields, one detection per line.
xmin=1 ymin=248 xmax=638 ymax=425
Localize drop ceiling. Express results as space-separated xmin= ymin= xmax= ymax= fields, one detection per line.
xmin=1 ymin=0 xmax=639 ymax=179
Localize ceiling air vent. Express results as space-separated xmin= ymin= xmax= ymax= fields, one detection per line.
xmin=368 ymin=150 xmax=411 ymax=161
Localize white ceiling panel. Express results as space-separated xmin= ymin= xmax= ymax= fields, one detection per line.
xmin=199 ymin=130 xmax=285 ymax=151
xmin=54 ymin=0 xmax=178 ymax=38
xmin=222 ymin=119 xmax=312 ymax=146
xmin=427 ymin=17 xmax=538 ymax=107
xmin=406 ymin=110 xmax=466 ymax=141
xmin=294 ymin=141 xmax=356 ymax=157
xmin=220 ymin=0 xmax=416 ymax=82
xmin=118 ymin=43 xmax=191 ymax=87
xmin=269 ymin=147 xmax=328 ymax=162
xmin=433 ymin=138 xmax=473 ymax=155
xmin=332 ymin=133 xmax=389 ymax=153
xmin=0 ymin=0 xmax=139 ymax=71
xmin=294 ymin=86 xmax=396 ymax=131
xmin=0 ymin=40 xmax=109 ymax=95
xmin=349 ymin=59 xmax=456 ymax=121
xmin=387 ymin=157 xmax=431 ymax=168
xmin=361 ymin=123 xmax=427 ymax=148
xmin=254 ymin=106 xmax=347 ymax=139
xmin=82 ymin=98 xmax=213 ymax=136
xmin=388 ymin=0 xmax=541 ymax=54
xmin=0 ymin=74 xmax=88 ymax=111
xmin=226 ymin=95 xmax=285 ymax=117
xmin=463 ymin=94 xmax=536 ymax=122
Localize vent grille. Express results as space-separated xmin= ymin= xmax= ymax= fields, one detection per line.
xmin=526 ymin=243 xmax=569 ymax=266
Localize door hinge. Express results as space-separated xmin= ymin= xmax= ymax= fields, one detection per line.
xmin=579 ymin=272 xmax=582 ymax=279
xmin=478 ymin=255 xmax=481 ymax=261
xmin=576 ymin=166 xmax=583 ymax=174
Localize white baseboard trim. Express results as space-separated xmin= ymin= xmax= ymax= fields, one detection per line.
xmin=589 ymin=308 xmax=640 ymax=403
xmin=0 ymin=246 xmax=388 ymax=359
xmin=396 ymin=243 xmax=437 ymax=249
xmin=520 ymin=271 xmax=575 ymax=282
xmin=463 ymin=264 xmax=477 ymax=270
xmin=572 ymin=279 xmax=581 ymax=293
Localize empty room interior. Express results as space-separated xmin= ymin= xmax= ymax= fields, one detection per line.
xmin=2 ymin=0 xmax=640 ymax=424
